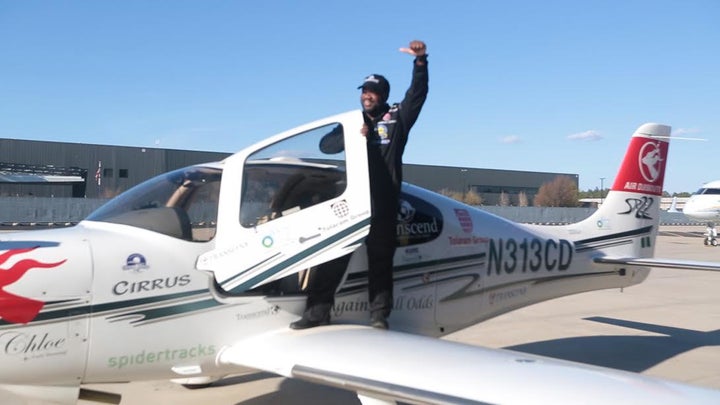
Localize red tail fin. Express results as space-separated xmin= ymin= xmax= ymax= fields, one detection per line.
xmin=611 ymin=124 xmax=670 ymax=196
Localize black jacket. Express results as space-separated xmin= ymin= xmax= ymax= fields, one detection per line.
xmin=364 ymin=59 xmax=429 ymax=217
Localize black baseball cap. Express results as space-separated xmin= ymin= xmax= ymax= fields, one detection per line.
xmin=358 ymin=74 xmax=390 ymax=101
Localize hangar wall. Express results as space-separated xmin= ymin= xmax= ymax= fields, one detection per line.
xmin=0 ymin=139 xmax=576 ymax=204
xmin=0 ymin=138 xmax=230 ymax=198
xmin=404 ymin=164 xmax=578 ymax=206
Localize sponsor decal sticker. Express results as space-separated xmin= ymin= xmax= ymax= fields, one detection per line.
xmin=489 ymin=287 xmax=528 ymax=305
xmin=596 ymin=218 xmax=610 ymax=228
xmin=398 ymin=199 xmax=416 ymax=223
xmin=321 ymin=206 xmax=368 ymax=233
xmin=122 ymin=253 xmax=149 ymax=272
xmin=319 ymin=220 xmax=348 ymax=232
xmin=377 ymin=125 xmax=389 ymax=144
xmin=396 ymin=194 xmax=443 ymax=246
xmin=0 ymin=331 xmax=68 ymax=359
xmin=402 ymin=247 xmax=423 ymax=263
xmin=107 ymin=343 xmax=217 ymax=369
xmin=262 ymin=236 xmax=274 ymax=248
xmin=198 ymin=242 xmax=248 ymax=266
xmin=448 ymin=235 xmax=489 ymax=246
xmin=333 ymin=295 xmax=433 ymax=317
xmin=236 ymin=305 xmax=280 ymax=321
xmin=619 ymin=197 xmax=654 ymax=220
xmin=331 ymin=200 xmax=350 ymax=218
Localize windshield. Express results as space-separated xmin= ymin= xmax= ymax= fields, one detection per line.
xmin=693 ymin=188 xmax=720 ymax=196
xmin=87 ymin=165 xmax=222 ymax=241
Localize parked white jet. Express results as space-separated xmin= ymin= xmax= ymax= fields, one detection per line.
xmin=1 ymin=111 xmax=720 ymax=404
xmin=682 ymin=180 xmax=720 ymax=246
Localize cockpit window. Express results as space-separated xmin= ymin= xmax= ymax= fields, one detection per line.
xmin=240 ymin=123 xmax=347 ymax=227
xmin=694 ymin=188 xmax=720 ymax=195
xmin=87 ymin=166 xmax=222 ymax=241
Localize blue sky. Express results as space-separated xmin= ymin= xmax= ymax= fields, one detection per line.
xmin=1 ymin=1 xmax=718 ymax=194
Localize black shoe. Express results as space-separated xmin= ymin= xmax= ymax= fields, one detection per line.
xmin=370 ymin=313 xmax=388 ymax=330
xmin=289 ymin=316 xmax=329 ymax=330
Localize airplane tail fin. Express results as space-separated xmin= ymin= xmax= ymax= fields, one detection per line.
xmin=575 ymin=123 xmax=671 ymax=257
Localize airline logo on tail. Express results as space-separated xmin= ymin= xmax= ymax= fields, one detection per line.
xmin=639 ymin=142 xmax=664 ymax=184
xmin=613 ymin=138 xmax=668 ymax=196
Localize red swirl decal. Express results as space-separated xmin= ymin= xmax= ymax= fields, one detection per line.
xmin=0 ymin=247 xmax=66 ymax=324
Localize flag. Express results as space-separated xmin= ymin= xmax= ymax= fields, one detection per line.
xmin=95 ymin=161 xmax=102 ymax=186
xmin=454 ymin=208 xmax=473 ymax=233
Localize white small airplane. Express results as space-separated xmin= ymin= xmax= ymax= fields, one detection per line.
xmin=2 ymin=111 xmax=720 ymax=405
xmin=682 ymin=180 xmax=720 ymax=246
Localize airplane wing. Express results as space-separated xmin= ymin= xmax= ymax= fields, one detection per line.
xmin=594 ymin=256 xmax=720 ymax=272
xmin=218 ymin=324 xmax=720 ymax=405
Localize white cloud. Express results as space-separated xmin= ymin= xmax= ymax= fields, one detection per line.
xmin=500 ymin=135 xmax=521 ymax=144
xmin=567 ymin=130 xmax=602 ymax=141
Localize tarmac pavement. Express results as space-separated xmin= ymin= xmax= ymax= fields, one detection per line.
xmin=77 ymin=226 xmax=720 ymax=404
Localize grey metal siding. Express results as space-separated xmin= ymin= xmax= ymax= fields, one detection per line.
xmin=404 ymin=163 xmax=578 ymax=205
xmin=1 ymin=139 xmax=577 ymax=205
xmin=0 ymin=139 xmax=230 ymax=198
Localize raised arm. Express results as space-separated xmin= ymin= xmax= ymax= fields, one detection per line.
xmin=398 ymin=40 xmax=429 ymax=129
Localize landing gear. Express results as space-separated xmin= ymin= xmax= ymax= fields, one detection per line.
xmin=703 ymin=224 xmax=718 ymax=246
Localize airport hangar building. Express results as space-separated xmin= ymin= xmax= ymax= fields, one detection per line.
xmin=0 ymin=138 xmax=577 ymax=205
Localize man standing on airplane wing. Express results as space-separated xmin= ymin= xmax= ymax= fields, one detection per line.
xmin=291 ymin=40 xmax=429 ymax=330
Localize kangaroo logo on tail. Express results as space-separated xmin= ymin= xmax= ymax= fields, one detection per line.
xmin=612 ymin=126 xmax=669 ymax=196
xmin=639 ymin=142 xmax=664 ymax=183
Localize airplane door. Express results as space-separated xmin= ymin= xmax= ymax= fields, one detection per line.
xmin=197 ymin=111 xmax=371 ymax=293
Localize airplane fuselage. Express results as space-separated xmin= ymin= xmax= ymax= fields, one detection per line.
xmin=0 ymin=183 xmax=653 ymax=386
xmin=5 ymin=114 xmax=697 ymax=405
xmin=683 ymin=180 xmax=720 ymax=224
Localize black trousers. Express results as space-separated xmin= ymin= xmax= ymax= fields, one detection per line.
xmin=301 ymin=254 xmax=351 ymax=321
xmin=365 ymin=209 xmax=397 ymax=317
xmin=302 ymin=200 xmax=398 ymax=320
